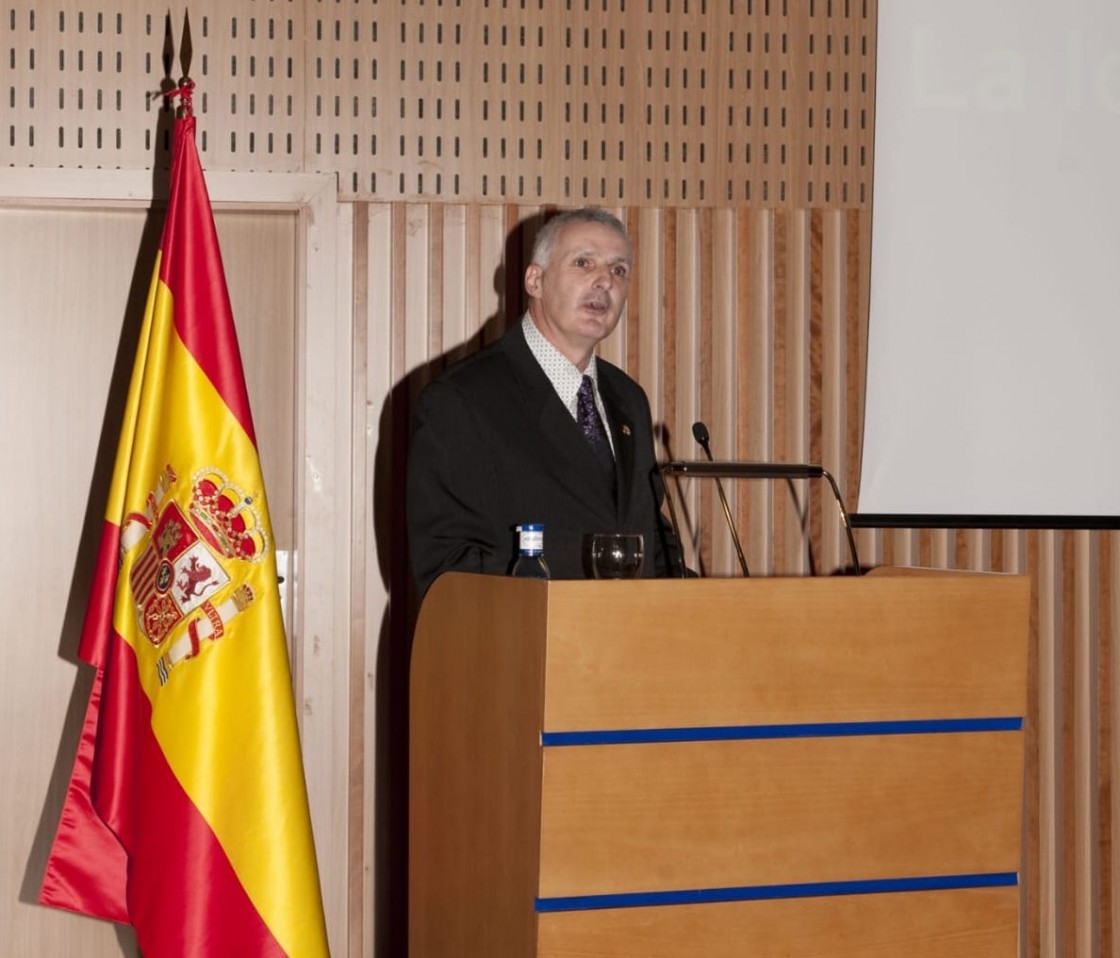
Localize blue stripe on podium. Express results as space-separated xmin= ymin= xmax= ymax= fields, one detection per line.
xmin=541 ymin=716 xmax=1022 ymax=747
xmin=534 ymin=871 xmax=1019 ymax=913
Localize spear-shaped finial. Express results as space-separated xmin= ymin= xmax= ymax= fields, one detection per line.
xmin=169 ymin=10 xmax=195 ymax=117
xmin=162 ymin=11 xmax=175 ymax=82
xmin=180 ymin=10 xmax=193 ymax=84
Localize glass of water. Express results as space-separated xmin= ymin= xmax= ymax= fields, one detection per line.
xmin=590 ymin=532 xmax=645 ymax=579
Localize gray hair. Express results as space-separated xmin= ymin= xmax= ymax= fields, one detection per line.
xmin=530 ymin=208 xmax=631 ymax=268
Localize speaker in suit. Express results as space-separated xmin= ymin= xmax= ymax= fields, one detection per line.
xmin=406 ymin=209 xmax=676 ymax=597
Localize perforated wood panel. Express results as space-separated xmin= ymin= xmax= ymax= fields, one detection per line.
xmin=4 ymin=0 xmax=875 ymax=207
xmin=3 ymin=3 xmax=305 ymax=168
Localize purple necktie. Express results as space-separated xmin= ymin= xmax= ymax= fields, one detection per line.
xmin=577 ymin=375 xmax=616 ymax=494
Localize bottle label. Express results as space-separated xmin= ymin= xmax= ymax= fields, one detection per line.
xmin=518 ymin=524 xmax=544 ymax=555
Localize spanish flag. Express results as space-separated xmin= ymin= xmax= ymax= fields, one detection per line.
xmin=39 ymin=106 xmax=330 ymax=957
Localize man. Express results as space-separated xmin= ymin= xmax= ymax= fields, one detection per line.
xmin=406 ymin=207 xmax=676 ymax=597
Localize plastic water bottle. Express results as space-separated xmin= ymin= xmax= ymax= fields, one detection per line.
xmin=511 ymin=523 xmax=550 ymax=579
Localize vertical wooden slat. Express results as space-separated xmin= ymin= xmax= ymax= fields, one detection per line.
xmin=506 ymin=204 xmax=533 ymax=342
xmin=369 ymin=198 xmax=410 ymax=958
xmin=1027 ymin=528 xmax=1043 ymax=958
xmin=375 ymin=194 xmax=417 ymax=958
xmin=460 ymin=204 xmax=484 ymax=353
xmin=709 ymin=208 xmax=737 ymax=574
xmin=672 ymin=209 xmax=707 ymax=572
xmin=916 ymin=529 xmax=932 ymax=568
xmin=635 ymin=206 xmax=663 ymax=432
xmin=743 ymin=209 xmax=774 ymax=575
xmin=786 ymin=211 xmax=811 ymax=576
xmin=402 ymin=205 xmax=431 ymax=389
xmin=1038 ymin=529 xmax=1062 ymax=958
xmin=1074 ymin=531 xmax=1101 ymax=957
xmin=770 ymin=210 xmax=787 ymax=575
xmin=477 ymin=205 xmax=508 ymax=345
xmin=426 ymin=203 xmax=445 ymax=361
xmin=439 ymin=204 xmax=470 ymax=369
xmin=819 ymin=210 xmax=845 ymax=572
xmin=623 ymin=207 xmax=642 ymax=381
xmin=844 ymin=209 xmax=864 ymax=508
xmin=660 ymin=208 xmax=685 ymax=548
xmin=1109 ymin=533 xmax=1120 ymax=958
xmin=349 ymin=201 xmax=370 ymax=958
xmin=807 ymin=208 xmax=825 ymax=573
xmin=1063 ymin=531 xmax=1078 ymax=958
xmin=733 ymin=207 xmax=753 ymax=571
xmin=955 ymin=528 xmax=989 ymax=572
xmin=661 ymin=205 xmax=679 ymax=447
xmin=1038 ymin=529 xmax=1068 ymax=958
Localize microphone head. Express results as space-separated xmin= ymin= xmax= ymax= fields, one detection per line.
xmin=691 ymin=421 xmax=710 ymax=445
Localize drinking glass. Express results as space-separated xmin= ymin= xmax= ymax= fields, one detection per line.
xmin=590 ymin=532 xmax=645 ymax=579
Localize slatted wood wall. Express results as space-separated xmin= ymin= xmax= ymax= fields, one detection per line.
xmin=5 ymin=1 xmax=1117 ymax=956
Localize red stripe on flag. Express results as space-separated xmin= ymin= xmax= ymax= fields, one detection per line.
xmin=93 ymin=629 xmax=288 ymax=958
xmin=78 ymin=520 xmax=123 ymax=667
xmin=38 ymin=667 xmax=129 ymax=924
xmin=157 ymin=115 xmax=256 ymax=446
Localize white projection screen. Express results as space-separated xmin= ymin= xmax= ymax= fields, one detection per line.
xmin=857 ymin=1 xmax=1120 ymax=526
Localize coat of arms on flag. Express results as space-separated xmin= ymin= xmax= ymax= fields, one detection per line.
xmin=122 ymin=466 xmax=268 ymax=682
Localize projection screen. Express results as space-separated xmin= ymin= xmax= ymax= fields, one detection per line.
xmin=856 ymin=0 xmax=1120 ymax=526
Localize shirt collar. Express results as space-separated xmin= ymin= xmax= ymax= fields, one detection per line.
xmin=521 ymin=314 xmax=600 ymax=415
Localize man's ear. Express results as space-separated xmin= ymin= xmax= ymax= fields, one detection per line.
xmin=524 ymin=263 xmax=542 ymax=299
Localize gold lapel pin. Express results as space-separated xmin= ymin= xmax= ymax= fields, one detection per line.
xmin=621 ymin=424 xmax=631 ymax=437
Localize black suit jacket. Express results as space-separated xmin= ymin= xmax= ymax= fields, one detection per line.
xmin=407 ymin=322 xmax=675 ymax=596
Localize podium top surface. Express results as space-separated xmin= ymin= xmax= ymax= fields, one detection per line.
xmin=414 ymin=569 xmax=1029 ymax=732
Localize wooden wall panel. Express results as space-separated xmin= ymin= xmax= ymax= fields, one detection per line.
xmin=6 ymin=2 xmax=1120 ymax=958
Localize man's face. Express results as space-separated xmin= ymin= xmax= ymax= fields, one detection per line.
xmin=524 ymin=220 xmax=632 ymax=369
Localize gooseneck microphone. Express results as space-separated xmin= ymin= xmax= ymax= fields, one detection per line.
xmin=692 ymin=422 xmax=751 ymax=577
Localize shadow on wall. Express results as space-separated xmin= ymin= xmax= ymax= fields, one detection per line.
xmin=369 ymin=209 xmax=550 ymax=955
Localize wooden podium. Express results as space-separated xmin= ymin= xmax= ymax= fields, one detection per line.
xmin=409 ymin=569 xmax=1029 ymax=958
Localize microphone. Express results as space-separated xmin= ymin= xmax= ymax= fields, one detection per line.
xmin=692 ymin=422 xmax=750 ymax=577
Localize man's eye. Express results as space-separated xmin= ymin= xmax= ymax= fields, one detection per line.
xmin=612 ymin=265 xmax=629 ymax=278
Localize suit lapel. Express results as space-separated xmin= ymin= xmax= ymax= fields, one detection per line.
xmin=501 ymin=326 xmax=618 ymax=515
xmin=598 ymin=371 xmax=635 ymax=518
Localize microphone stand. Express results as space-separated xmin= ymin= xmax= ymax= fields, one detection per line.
xmin=661 ymin=458 xmax=863 ymax=576
xmin=692 ymin=423 xmax=751 ymax=577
